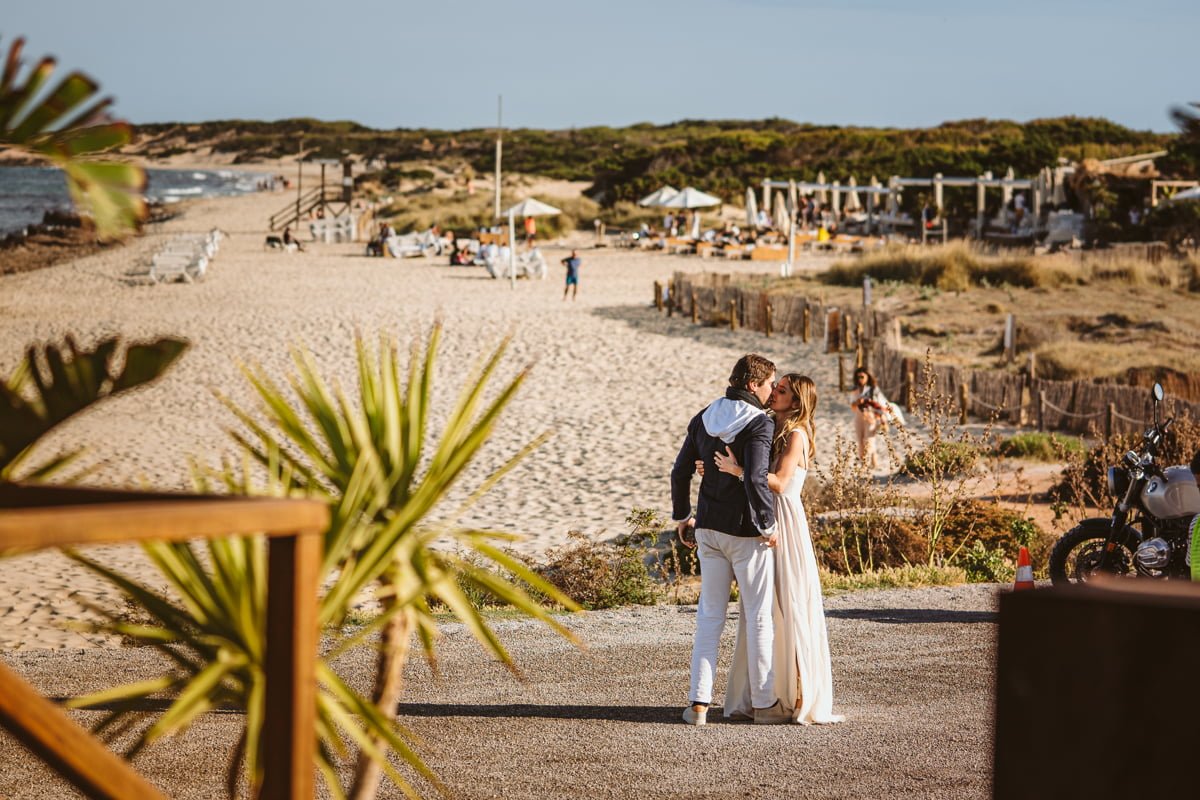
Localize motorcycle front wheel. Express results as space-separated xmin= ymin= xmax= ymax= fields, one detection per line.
xmin=1048 ymin=521 xmax=1137 ymax=586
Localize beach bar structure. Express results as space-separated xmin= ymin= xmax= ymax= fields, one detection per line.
xmin=759 ymin=168 xmax=1057 ymax=237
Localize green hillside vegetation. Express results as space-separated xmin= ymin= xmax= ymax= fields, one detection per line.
xmin=132 ymin=116 xmax=1177 ymax=206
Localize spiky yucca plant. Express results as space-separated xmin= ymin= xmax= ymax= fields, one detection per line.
xmin=0 ymin=335 xmax=188 ymax=482
xmin=69 ymin=325 xmax=578 ymax=799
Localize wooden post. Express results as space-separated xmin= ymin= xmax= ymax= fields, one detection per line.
xmin=765 ymin=303 xmax=773 ymax=337
xmin=1106 ymin=403 xmax=1116 ymax=440
xmin=905 ymin=370 xmax=916 ymax=411
xmin=840 ymin=314 xmax=850 ymax=350
xmin=826 ymin=309 xmax=839 ymax=353
xmin=667 ymin=281 xmax=674 ymax=317
xmin=1038 ymin=390 xmax=1046 ymax=432
xmin=654 ymin=281 xmax=662 ymax=311
xmin=892 ymin=317 xmax=902 ymax=349
xmin=838 ymin=355 xmax=847 ymax=392
xmin=855 ymin=342 xmax=864 ymax=369
xmin=1004 ymin=314 xmax=1016 ymax=363
xmin=802 ymin=306 xmax=811 ymax=343
xmin=261 ymin=531 xmax=321 ymax=800
xmin=690 ymin=290 xmax=698 ymax=324
xmin=854 ymin=321 xmax=863 ymax=349
xmin=1019 ymin=382 xmax=1032 ymax=427
xmin=1027 ymin=351 xmax=1037 ymax=379
xmin=729 ymin=299 xmax=738 ymax=331
xmin=862 ymin=276 xmax=872 ymax=307
xmin=959 ymin=383 xmax=970 ymax=424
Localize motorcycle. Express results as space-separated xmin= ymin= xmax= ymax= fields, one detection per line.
xmin=1048 ymin=383 xmax=1200 ymax=585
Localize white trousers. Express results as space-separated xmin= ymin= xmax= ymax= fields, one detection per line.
xmin=689 ymin=527 xmax=776 ymax=709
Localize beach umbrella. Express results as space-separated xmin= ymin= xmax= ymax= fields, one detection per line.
xmin=1170 ymin=186 xmax=1200 ymax=202
xmin=638 ymin=185 xmax=679 ymax=207
xmin=1002 ymin=166 xmax=1015 ymax=206
xmin=690 ymin=210 xmax=701 ymax=240
xmin=502 ymin=197 xmax=562 ymax=217
xmin=816 ymin=171 xmax=828 ymax=203
xmin=746 ymin=187 xmax=758 ymax=227
xmin=660 ymin=186 xmax=722 ymax=209
xmin=1051 ymin=167 xmax=1068 ymax=206
xmin=501 ymin=198 xmax=561 ymax=289
xmin=773 ymin=192 xmax=789 ymax=232
xmin=845 ymin=176 xmax=862 ymax=212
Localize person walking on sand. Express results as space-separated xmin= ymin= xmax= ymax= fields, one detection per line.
xmin=561 ymin=250 xmax=581 ymax=301
xmin=671 ymin=354 xmax=792 ymax=726
xmin=712 ymin=375 xmax=845 ymax=725
xmin=849 ymin=367 xmax=888 ymax=469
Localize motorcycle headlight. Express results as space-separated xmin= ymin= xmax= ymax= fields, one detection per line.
xmin=1107 ymin=466 xmax=1130 ymax=498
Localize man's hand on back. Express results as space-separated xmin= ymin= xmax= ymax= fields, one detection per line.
xmin=677 ymin=518 xmax=696 ymax=548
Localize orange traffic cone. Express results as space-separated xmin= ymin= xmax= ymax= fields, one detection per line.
xmin=1013 ymin=546 xmax=1035 ymax=590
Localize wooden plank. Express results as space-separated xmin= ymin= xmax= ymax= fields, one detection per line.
xmin=0 ymin=495 xmax=328 ymax=551
xmin=0 ymin=659 xmax=167 ymax=800
xmin=261 ymin=531 xmax=321 ymax=800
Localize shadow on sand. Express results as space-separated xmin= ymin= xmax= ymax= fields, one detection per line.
xmin=394 ymin=702 xmax=751 ymax=724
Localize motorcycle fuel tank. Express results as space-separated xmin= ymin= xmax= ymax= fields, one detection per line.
xmin=1142 ymin=466 xmax=1200 ymax=519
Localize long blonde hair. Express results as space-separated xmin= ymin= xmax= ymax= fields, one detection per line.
xmin=772 ymin=374 xmax=817 ymax=463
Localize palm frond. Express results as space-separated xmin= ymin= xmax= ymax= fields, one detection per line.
xmin=0 ymin=37 xmax=145 ymax=239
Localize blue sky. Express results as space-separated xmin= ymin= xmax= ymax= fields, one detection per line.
xmin=6 ymin=0 xmax=1197 ymax=132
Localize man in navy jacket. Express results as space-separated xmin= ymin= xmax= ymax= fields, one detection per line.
xmin=671 ymin=354 xmax=790 ymax=725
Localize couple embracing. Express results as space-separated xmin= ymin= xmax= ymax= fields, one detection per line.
xmin=670 ymin=353 xmax=843 ymax=726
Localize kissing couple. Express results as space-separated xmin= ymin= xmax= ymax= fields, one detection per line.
xmin=670 ymin=353 xmax=844 ymax=725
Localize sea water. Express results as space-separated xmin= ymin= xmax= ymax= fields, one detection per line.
xmin=0 ymin=166 xmax=263 ymax=236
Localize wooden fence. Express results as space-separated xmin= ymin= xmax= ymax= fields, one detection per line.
xmin=667 ymin=271 xmax=1200 ymax=437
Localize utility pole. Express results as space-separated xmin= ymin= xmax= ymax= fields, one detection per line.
xmin=494 ymin=95 xmax=503 ymax=219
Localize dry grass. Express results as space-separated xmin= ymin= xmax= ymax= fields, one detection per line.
xmin=822 ymin=242 xmax=1195 ymax=293
xmin=818 ymin=565 xmax=968 ymax=595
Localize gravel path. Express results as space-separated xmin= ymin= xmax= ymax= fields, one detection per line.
xmin=0 ymin=584 xmax=1000 ymax=799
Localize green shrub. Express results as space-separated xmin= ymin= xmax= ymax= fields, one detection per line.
xmin=959 ymin=540 xmax=1015 ymax=583
xmin=996 ymin=432 xmax=1086 ymax=461
xmin=814 ymin=500 xmax=1051 ymax=578
xmin=536 ymin=531 xmax=661 ymax=609
xmin=902 ymin=441 xmax=980 ymax=478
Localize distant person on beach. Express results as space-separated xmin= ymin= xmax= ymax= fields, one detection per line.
xmin=561 ymin=250 xmax=580 ymax=300
xmin=524 ymin=215 xmax=536 ymax=245
xmin=849 ymin=367 xmax=888 ymax=468
xmin=282 ymin=226 xmax=304 ymax=253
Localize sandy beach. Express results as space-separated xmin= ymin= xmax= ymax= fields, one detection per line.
xmin=0 ymin=187 xmax=859 ymax=650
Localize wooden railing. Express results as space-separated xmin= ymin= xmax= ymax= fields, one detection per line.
xmin=0 ymin=484 xmax=329 ymax=800
xmin=268 ymin=185 xmax=345 ymax=232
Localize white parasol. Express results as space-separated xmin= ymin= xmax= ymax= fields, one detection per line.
xmin=503 ymin=198 xmax=562 ymax=217
xmin=638 ymin=185 xmax=679 ymax=207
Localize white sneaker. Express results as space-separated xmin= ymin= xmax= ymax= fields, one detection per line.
xmin=682 ymin=704 xmax=708 ymax=726
xmin=753 ymin=700 xmax=793 ymax=725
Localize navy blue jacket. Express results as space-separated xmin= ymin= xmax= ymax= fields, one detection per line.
xmin=670 ymin=389 xmax=776 ymax=538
